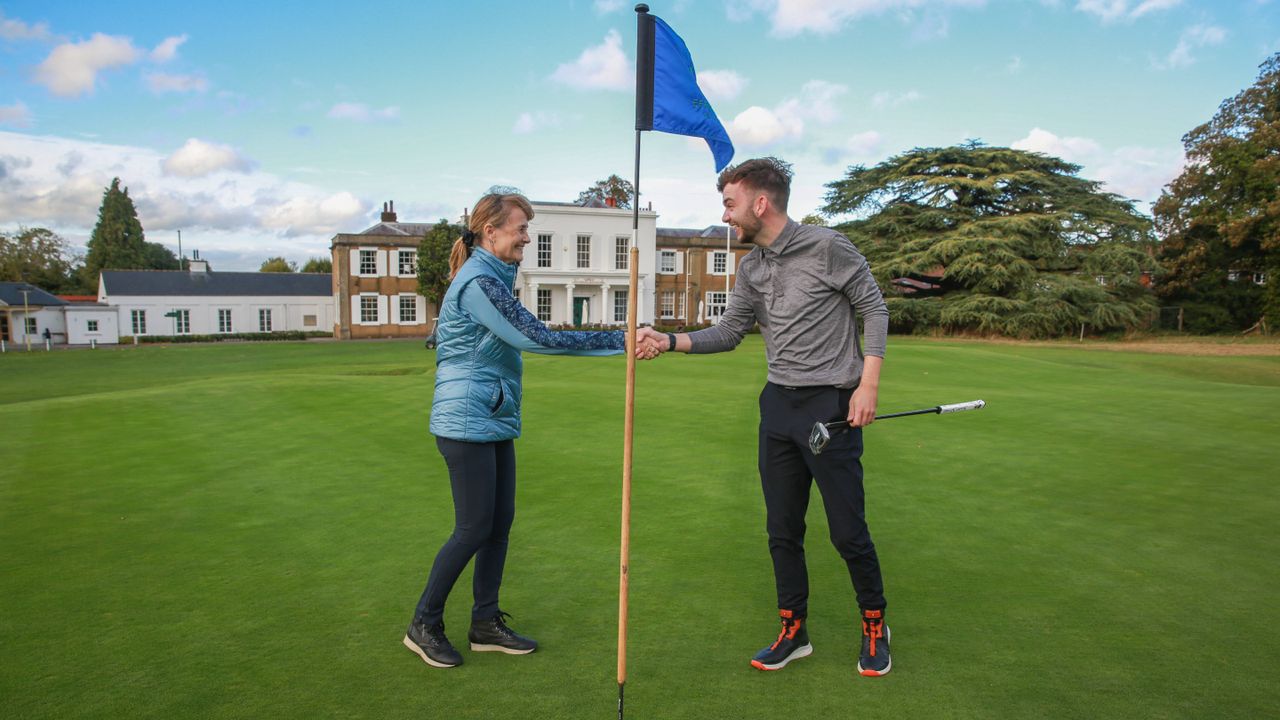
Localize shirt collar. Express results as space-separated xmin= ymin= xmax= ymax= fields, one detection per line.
xmin=472 ymin=246 xmax=519 ymax=284
xmin=762 ymin=219 xmax=800 ymax=256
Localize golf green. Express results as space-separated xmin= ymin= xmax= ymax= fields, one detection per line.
xmin=2 ymin=337 xmax=1277 ymax=718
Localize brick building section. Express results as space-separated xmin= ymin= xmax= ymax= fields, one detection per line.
xmin=653 ymin=226 xmax=750 ymax=327
xmin=331 ymin=202 xmax=437 ymax=340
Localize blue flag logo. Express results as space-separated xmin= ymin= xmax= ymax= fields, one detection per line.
xmin=647 ymin=16 xmax=735 ymax=172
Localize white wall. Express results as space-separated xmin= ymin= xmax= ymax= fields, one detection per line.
xmin=110 ymin=295 xmax=334 ymax=336
xmin=65 ymin=307 xmax=120 ymax=345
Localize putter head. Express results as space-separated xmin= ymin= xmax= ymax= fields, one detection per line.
xmin=808 ymin=421 xmax=833 ymax=455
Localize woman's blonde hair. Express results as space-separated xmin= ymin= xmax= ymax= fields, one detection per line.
xmin=448 ymin=192 xmax=536 ymax=279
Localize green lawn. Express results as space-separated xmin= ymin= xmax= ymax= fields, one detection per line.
xmin=2 ymin=337 xmax=1278 ymax=719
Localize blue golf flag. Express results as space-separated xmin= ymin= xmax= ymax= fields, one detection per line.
xmin=635 ymin=10 xmax=735 ymax=172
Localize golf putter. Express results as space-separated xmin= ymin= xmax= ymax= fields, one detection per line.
xmin=808 ymin=400 xmax=986 ymax=455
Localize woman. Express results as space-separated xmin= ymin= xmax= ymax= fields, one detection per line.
xmin=404 ymin=192 xmax=650 ymax=668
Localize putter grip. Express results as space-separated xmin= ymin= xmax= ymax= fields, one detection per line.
xmin=938 ymin=400 xmax=985 ymax=414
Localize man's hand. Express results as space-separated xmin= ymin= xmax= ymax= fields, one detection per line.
xmin=846 ymin=355 xmax=883 ymax=427
xmin=635 ymin=327 xmax=667 ymax=360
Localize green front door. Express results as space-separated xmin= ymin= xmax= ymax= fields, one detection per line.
xmin=573 ymin=297 xmax=588 ymax=326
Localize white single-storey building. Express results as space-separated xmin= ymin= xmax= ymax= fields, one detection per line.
xmin=0 ymin=282 xmax=67 ymax=349
xmin=100 ymin=260 xmax=333 ymax=339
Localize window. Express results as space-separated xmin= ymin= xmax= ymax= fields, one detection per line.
xmin=87 ymin=319 xmax=99 ymax=332
xmin=706 ymin=292 xmax=727 ymax=322
xmin=712 ymin=251 xmax=728 ymax=274
xmin=615 ymin=236 xmax=629 ymax=270
xmin=25 ymin=317 xmax=36 ymax=335
xmin=676 ymin=291 xmax=686 ymax=319
xmin=614 ymin=289 xmax=628 ymax=323
xmin=218 ymin=309 xmax=233 ymax=333
xmin=360 ymin=296 xmax=378 ymax=323
xmin=258 ymin=309 xmax=273 ymax=332
xmin=131 ymin=309 xmax=146 ymax=335
xmin=659 ymin=250 xmax=677 ymax=273
xmin=660 ymin=290 xmax=675 ymax=319
xmin=1255 ymin=272 xmax=1268 ymax=286
xmin=175 ymin=309 xmax=190 ymax=334
xmin=536 ymin=288 xmax=552 ymax=321
xmin=399 ymin=295 xmax=417 ymax=323
xmin=359 ymin=249 xmax=377 ymax=275
xmin=398 ymin=250 xmax=417 ymax=276
xmin=577 ymin=235 xmax=591 ymax=269
xmin=537 ymin=234 xmax=552 ymax=268
xmin=303 ymin=314 xmax=317 ymax=327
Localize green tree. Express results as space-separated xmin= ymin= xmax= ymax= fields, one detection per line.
xmin=800 ymin=213 xmax=828 ymax=226
xmin=822 ymin=143 xmax=1157 ymax=338
xmin=1154 ymin=53 xmax=1280 ymax=332
xmin=143 ymin=242 xmax=180 ymax=270
xmin=577 ymin=174 xmax=635 ymax=209
xmin=301 ymin=256 xmax=332 ymax=273
xmin=418 ymin=219 xmax=460 ymax=306
xmin=0 ymin=227 xmax=80 ymax=292
xmin=259 ymin=257 xmax=297 ymax=273
xmin=83 ymin=178 xmax=148 ymax=283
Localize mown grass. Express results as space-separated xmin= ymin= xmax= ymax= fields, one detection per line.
xmin=2 ymin=337 xmax=1277 ymax=719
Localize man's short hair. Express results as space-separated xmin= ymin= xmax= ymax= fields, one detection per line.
xmin=717 ymin=157 xmax=793 ymax=213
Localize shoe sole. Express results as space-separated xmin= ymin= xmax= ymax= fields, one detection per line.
xmin=750 ymin=642 xmax=813 ymax=671
xmin=857 ymin=626 xmax=891 ymax=677
xmin=469 ymin=642 xmax=536 ymax=655
xmin=403 ymin=635 xmax=461 ymax=668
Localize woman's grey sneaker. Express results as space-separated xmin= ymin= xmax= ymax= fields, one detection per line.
xmin=468 ymin=611 xmax=537 ymax=654
xmin=857 ymin=609 xmax=891 ymax=676
xmin=404 ymin=620 xmax=463 ymax=668
xmin=751 ymin=609 xmax=813 ymax=671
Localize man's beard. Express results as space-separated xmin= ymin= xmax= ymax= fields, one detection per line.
xmin=734 ymin=216 xmax=761 ymax=245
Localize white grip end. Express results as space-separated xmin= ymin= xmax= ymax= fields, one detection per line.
xmin=938 ymin=400 xmax=985 ymax=414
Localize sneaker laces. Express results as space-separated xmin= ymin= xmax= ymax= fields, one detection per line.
xmin=491 ymin=611 xmax=516 ymax=637
xmin=770 ymin=617 xmax=801 ymax=650
xmin=862 ymin=616 xmax=883 ymax=657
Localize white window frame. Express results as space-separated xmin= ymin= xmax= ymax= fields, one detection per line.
xmin=217 ymin=308 xmax=233 ymax=334
xmin=174 ymin=309 xmax=191 ymax=335
xmin=676 ymin=291 xmax=686 ymax=319
xmin=87 ymin=319 xmax=99 ymax=332
xmin=577 ymin=234 xmax=591 ymax=269
xmin=131 ymin=309 xmax=146 ymax=335
xmin=399 ymin=295 xmax=417 ymax=324
xmin=398 ymin=249 xmax=417 ymax=277
xmin=615 ymin=236 xmax=629 ymax=270
xmin=359 ymin=249 xmax=378 ymax=276
xmin=537 ymin=234 xmax=552 ymax=269
xmin=660 ymin=290 xmax=675 ymax=319
xmin=258 ymin=308 xmax=273 ymax=332
xmin=712 ymin=251 xmax=728 ymax=275
xmin=706 ymin=291 xmax=727 ymax=323
xmin=24 ymin=317 xmax=37 ymax=335
xmin=658 ymin=250 xmax=677 ymax=274
xmin=359 ymin=295 xmax=379 ymax=324
xmin=613 ymin=289 xmax=628 ymax=323
xmin=536 ymin=288 xmax=552 ymax=322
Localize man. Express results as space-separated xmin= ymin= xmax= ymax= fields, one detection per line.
xmin=639 ymin=157 xmax=891 ymax=677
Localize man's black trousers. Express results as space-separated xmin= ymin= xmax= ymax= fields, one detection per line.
xmin=758 ymin=382 xmax=886 ymax=617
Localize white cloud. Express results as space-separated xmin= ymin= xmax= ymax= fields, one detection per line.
xmin=730 ymin=0 xmax=987 ymax=38
xmin=594 ymin=0 xmax=626 ymax=13
xmin=550 ymin=30 xmax=631 ymax=91
xmin=162 ymin=138 xmax=254 ymax=177
xmin=1012 ymin=127 xmax=1102 ymax=160
xmin=0 ymin=130 xmax=373 ymax=265
xmin=696 ymin=69 xmax=748 ymax=101
xmin=1075 ymin=0 xmax=1182 ymax=23
xmin=0 ymin=101 xmax=32 ymax=128
xmin=0 ymin=11 xmax=52 ymax=41
xmin=730 ymin=80 xmax=847 ymax=148
xmin=149 ymin=34 xmax=187 ymax=63
xmin=822 ymin=130 xmax=885 ymax=164
xmin=870 ymin=89 xmax=922 ymax=110
xmin=1010 ymin=127 xmax=1184 ymax=206
xmin=146 ymin=72 xmax=208 ymax=94
xmin=1158 ymin=25 xmax=1227 ymax=69
xmin=513 ymin=111 xmax=563 ymax=134
xmin=34 ymin=33 xmax=142 ymax=97
xmin=327 ymin=103 xmax=401 ymax=122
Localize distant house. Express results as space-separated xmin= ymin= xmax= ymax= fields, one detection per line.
xmin=330 ymin=199 xmax=657 ymax=340
xmin=653 ymin=225 xmax=747 ymax=325
xmin=0 ymin=282 xmax=67 ymax=347
xmin=99 ymin=258 xmax=333 ymax=340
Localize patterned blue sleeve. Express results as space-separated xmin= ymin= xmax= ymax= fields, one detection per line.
xmin=465 ymin=276 xmax=625 ymax=354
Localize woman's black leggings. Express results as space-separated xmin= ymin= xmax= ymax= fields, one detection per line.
xmin=413 ymin=437 xmax=516 ymax=626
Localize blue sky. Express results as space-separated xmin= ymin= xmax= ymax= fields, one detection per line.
xmin=1 ymin=0 xmax=1277 ymax=270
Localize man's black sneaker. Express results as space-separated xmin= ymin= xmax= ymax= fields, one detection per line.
xmin=857 ymin=608 xmax=891 ymax=676
xmin=403 ymin=619 xmax=463 ymax=668
xmin=751 ymin=609 xmax=813 ymax=671
xmin=468 ymin=612 xmax=537 ymax=654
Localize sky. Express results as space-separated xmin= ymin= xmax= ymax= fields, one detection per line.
xmin=1 ymin=0 xmax=1277 ymax=271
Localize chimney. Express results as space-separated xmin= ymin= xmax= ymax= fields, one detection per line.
xmin=189 ymin=249 xmax=209 ymax=274
xmin=606 ymin=196 xmax=617 ymax=208
xmin=381 ymin=200 xmax=398 ymax=223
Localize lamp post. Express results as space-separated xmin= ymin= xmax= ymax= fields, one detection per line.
xmin=20 ymin=287 xmax=31 ymax=352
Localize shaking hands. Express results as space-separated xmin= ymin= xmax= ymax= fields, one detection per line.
xmin=634 ymin=326 xmax=672 ymax=360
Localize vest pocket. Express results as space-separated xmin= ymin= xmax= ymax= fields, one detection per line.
xmin=488 ymin=380 xmax=515 ymax=417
